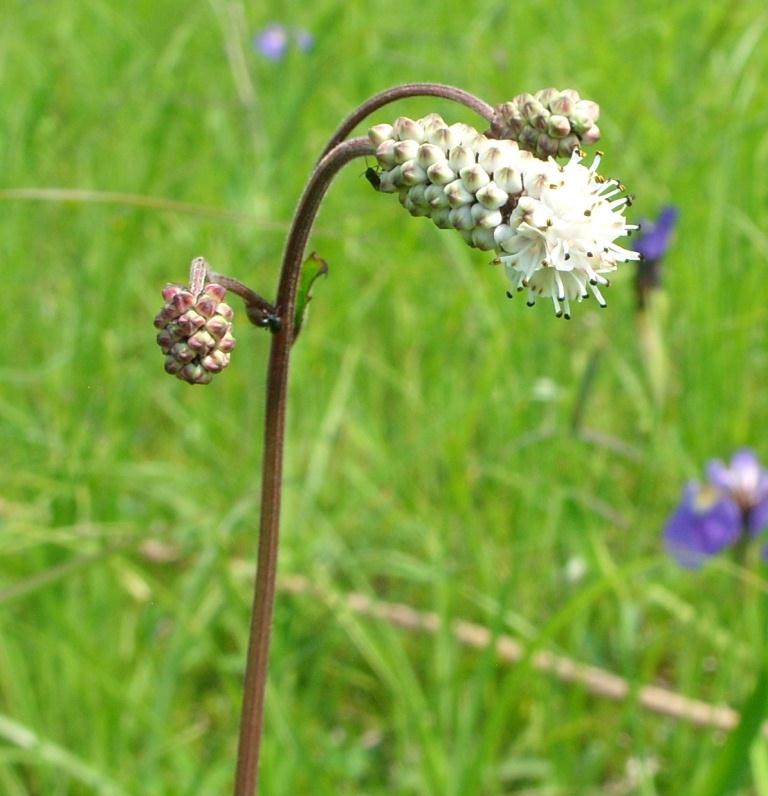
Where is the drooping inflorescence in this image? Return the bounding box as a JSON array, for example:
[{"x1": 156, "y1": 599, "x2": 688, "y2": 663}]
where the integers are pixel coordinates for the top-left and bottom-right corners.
[
  {"x1": 367, "y1": 111, "x2": 639, "y2": 318},
  {"x1": 154, "y1": 281, "x2": 236, "y2": 384}
]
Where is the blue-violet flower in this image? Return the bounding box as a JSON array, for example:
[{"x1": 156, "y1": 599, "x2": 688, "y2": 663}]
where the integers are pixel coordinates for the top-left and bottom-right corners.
[{"x1": 664, "y1": 449, "x2": 768, "y2": 567}]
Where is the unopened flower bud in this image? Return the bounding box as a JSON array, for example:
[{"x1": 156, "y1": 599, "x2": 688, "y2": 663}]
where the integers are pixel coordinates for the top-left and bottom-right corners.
[
  {"x1": 188, "y1": 330, "x2": 216, "y2": 353},
  {"x1": 426, "y1": 161, "x2": 456, "y2": 185},
  {"x1": 519, "y1": 127, "x2": 539, "y2": 151},
  {"x1": 204, "y1": 283, "x2": 227, "y2": 301},
  {"x1": 470, "y1": 204, "x2": 503, "y2": 229},
  {"x1": 549, "y1": 92, "x2": 575, "y2": 117},
  {"x1": 393, "y1": 139, "x2": 419, "y2": 164},
  {"x1": 536, "y1": 134, "x2": 560, "y2": 158},
  {"x1": 416, "y1": 143, "x2": 445, "y2": 168},
  {"x1": 450, "y1": 123, "x2": 479, "y2": 145},
  {"x1": 400, "y1": 161, "x2": 428, "y2": 186},
  {"x1": 547, "y1": 114, "x2": 571, "y2": 138},
  {"x1": 368, "y1": 123, "x2": 394, "y2": 147},
  {"x1": 180, "y1": 363, "x2": 213, "y2": 385},
  {"x1": 581, "y1": 125, "x2": 601, "y2": 145},
  {"x1": 171, "y1": 342, "x2": 196, "y2": 363},
  {"x1": 444, "y1": 179, "x2": 475, "y2": 208},
  {"x1": 494, "y1": 166, "x2": 523, "y2": 195},
  {"x1": 378, "y1": 169, "x2": 399, "y2": 193},
  {"x1": 430, "y1": 207, "x2": 452, "y2": 229},
  {"x1": 171, "y1": 290, "x2": 195, "y2": 313},
  {"x1": 557, "y1": 134, "x2": 580, "y2": 158},
  {"x1": 375, "y1": 140, "x2": 397, "y2": 168},
  {"x1": 393, "y1": 116, "x2": 425, "y2": 142},
  {"x1": 449, "y1": 205, "x2": 474, "y2": 230},
  {"x1": 424, "y1": 183, "x2": 449, "y2": 208},
  {"x1": 535, "y1": 87, "x2": 559, "y2": 106},
  {"x1": 206, "y1": 316, "x2": 229, "y2": 339},
  {"x1": 448, "y1": 145, "x2": 475, "y2": 172},
  {"x1": 218, "y1": 332, "x2": 236, "y2": 353},
  {"x1": 475, "y1": 182, "x2": 509, "y2": 210},
  {"x1": 478, "y1": 143, "x2": 515, "y2": 174},
  {"x1": 430, "y1": 126, "x2": 461, "y2": 151},
  {"x1": 194, "y1": 295, "x2": 218, "y2": 318},
  {"x1": 471, "y1": 227, "x2": 497, "y2": 250},
  {"x1": 162, "y1": 284, "x2": 185, "y2": 302},
  {"x1": 460, "y1": 164, "x2": 491, "y2": 194},
  {"x1": 522, "y1": 99, "x2": 547, "y2": 124},
  {"x1": 164, "y1": 355, "x2": 183, "y2": 375},
  {"x1": 201, "y1": 350, "x2": 230, "y2": 372}
]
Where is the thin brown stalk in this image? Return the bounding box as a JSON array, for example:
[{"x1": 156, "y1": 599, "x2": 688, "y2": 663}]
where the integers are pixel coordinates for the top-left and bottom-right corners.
[
  {"x1": 319, "y1": 83, "x2": 495, "y2": 159},
  {"x1": 233, "y1": 136, "x2": 374, "y2": 796}
]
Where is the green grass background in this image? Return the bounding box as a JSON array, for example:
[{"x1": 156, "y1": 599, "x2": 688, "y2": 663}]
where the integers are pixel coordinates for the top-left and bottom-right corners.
[{"x1": 2, "y1": 0, "x2": 768, "y2": 793}]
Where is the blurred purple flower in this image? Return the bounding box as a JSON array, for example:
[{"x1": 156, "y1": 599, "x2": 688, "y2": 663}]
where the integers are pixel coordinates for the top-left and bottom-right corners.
[
  {"x1": 254, "y1": 24, "x2": 314, "y2": 61},
  {"x1": 635, "y1": 205, "x2": 679, "y2": 262},
  {"x1": 254, "y1": 23, "x2": 288, "y2": 61},
  {"x1": 708, "y1": 449, "x2": 768, "y2": 533},
  {"x1": 294, "y1": 29, "x2": 314, "y2": 51},
  {"x1": 664, "y1": 484, "x2": 741, "y2": 568},
  {"x1": 633, "y1": 205, "x2": 679, "y2": 309},
  {"x1": 664, "y1": 449, "x2": 768, "y2": 567}
]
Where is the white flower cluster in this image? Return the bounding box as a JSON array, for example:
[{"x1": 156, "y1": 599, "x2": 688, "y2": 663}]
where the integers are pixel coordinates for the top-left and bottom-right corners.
[{"x1": 368, "y1": 114, "x2": 640, "y2": 318}]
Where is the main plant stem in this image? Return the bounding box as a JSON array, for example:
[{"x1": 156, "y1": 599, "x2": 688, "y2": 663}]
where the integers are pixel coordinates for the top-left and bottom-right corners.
[
  {"x1": 234, "y1": 83, "x2": 495, "y2": 796},
  {"x1": 233, "y1": 137, "x2": 373, "y2": 796}
]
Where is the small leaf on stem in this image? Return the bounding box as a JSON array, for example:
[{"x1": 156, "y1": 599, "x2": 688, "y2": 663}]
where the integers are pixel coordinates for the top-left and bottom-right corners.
[{"x1": 293, "y1": 251, "x2": 328, "y2": 340}]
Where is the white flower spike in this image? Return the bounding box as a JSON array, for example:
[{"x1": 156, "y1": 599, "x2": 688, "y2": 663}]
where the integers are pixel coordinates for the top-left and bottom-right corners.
[{"x1": 368, "y1": 114, "x2": 639, "y2": 317}]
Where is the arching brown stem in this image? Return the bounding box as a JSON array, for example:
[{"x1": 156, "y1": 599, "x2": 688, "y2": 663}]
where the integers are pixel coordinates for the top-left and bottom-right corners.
[
  {"x1": 319, "y1": 82, "x2": 495, "y2": 160},
  {"x1": 233, "y1": 136, "x2": 374, "y2": 796}
]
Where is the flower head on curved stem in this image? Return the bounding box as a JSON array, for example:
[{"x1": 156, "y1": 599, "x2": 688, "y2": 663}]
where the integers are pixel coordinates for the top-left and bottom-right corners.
[
  {"x1": 368, "y1": 111, "x2": 638, "y2": 317},
  {"x1": 155, "y1": 82, "x2": 640, "y2": 796}
]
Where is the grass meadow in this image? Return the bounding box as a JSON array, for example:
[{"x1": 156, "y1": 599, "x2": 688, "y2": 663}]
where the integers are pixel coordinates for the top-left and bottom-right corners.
[{"x1": 2, "y1": 0, "x2": 768, "y2": 793}]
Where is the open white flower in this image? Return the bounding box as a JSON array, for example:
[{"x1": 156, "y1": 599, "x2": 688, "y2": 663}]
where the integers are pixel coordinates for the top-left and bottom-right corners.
[{"x1": 497, "y1": 152, "x2": 640, "y2": 318}]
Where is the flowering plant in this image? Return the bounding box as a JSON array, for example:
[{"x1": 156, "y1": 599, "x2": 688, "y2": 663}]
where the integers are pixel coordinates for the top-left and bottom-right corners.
[{"x1": 155, "y1": 82, "x2": 638, "y2": 795}]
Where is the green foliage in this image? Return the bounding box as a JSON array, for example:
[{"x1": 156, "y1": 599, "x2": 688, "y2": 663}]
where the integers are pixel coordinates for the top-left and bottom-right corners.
[
  {"x1": 294, "y1": 252, "x2": 329, "y2": 339},
  {"x1": 2, "y1": 0, "x2": 768, "y2": 792}
]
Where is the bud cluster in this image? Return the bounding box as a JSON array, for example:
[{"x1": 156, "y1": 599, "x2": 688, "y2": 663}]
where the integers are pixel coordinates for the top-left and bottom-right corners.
[
  {"x1": 154, "y1": 282, "x2": 236, "y2": 384},
  {"x1": 368, "y1": 113, "x2": 639, "y2": 318},
  {"x1": 488, "y1": 88, "x2": 600, "y2": 160}
]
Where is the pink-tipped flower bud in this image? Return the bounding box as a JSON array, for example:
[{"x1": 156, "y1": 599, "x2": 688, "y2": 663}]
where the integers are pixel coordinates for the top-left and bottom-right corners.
[
  {"x1": 393, "y1": 139, "x2": 419, "y2": 164},
  {"x1": 155, "y1": 275, "x2": 236, "y2": 385},
  {"x1": 488, "y1": 88, "x2": 601, "y2": 159},
  {"x1": 368, "y1": 123, "x2": 394, "y2": 147},
  {"x1": 393, "y1": 116, "x2": 425, "y2": 142}
]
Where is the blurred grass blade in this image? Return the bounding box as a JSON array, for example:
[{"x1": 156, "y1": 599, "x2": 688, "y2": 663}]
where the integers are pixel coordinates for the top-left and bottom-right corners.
[
  {"x1": 293, "y1": 251, "x2": 328, "y2": 339},
  {"x1": 752, "y1": 738, "x2": 768, "y2": 796},
  {"x1": 693, "y1": 664, "x2": 768, "y2": 796},
  {"x1": 0, "y1": 714, "x2": 127, "y2": 795}
]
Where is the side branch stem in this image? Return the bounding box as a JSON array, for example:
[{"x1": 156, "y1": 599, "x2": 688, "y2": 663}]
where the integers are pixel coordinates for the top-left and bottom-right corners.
[
  {"x1": 233, "y1": 136, "x2": 374, "y2": 796},
  {"x1": 319, "y1": 83, "x2": 495, "y2": 159}
]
